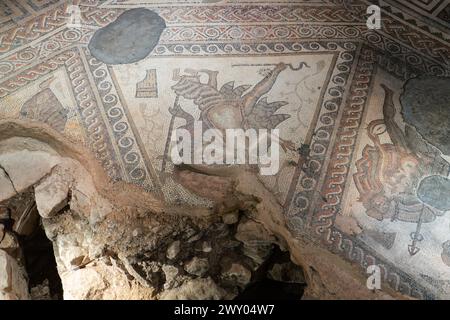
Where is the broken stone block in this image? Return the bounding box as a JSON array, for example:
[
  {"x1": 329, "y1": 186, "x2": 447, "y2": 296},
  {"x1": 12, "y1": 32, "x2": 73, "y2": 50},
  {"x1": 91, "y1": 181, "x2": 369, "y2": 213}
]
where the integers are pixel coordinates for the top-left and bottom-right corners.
[
  {"x1": 0, "y1": 231, "x2": 19, "y2": 251},
  {"x1": 0, "y1": 150, "x2": 60, "y2": 194},
  {"x1": 0, "y1": 170, "x2": 16, "y2": 202},
  {"x1": 88, "y1": 9, "x2": 166, "y2": 65},
  {"x1": 442, "y1": 241, "x2": 450, "y2": 267},
  {"x1": 184, "y1": 257, "x2": 209, "y2": 277},
  {"x1": 34, "y1": 170, "x2": 70, "y2": 218}
]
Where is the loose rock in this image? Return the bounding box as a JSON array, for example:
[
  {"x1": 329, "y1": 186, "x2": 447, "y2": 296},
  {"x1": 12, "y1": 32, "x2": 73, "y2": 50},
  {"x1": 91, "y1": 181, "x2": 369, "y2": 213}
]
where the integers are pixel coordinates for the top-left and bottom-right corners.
[
  {"x1": 222, "y1": 211, "x2": 239, "y2": 225},
  {"x1": 166, "y1": 241, "x2": 181, "y2": 260},
  {"x1": 162, "y1": 264, "x2": 179, "y2": 290},
  {"x1": 160, "y1": 277, "x2": 226, "y2": 300},
  {"x1": 221, "y1": 263, "x2": 252, "y2": 288},
  {"x1": 34, "y1": 169, "x2": 70, "y2": 218},
  {"x1": 202, "y1": 241, "x2": 212, "y2": 253},
  {"x1": 184, "y1": 257, "x2": 209, "y2": 277}
]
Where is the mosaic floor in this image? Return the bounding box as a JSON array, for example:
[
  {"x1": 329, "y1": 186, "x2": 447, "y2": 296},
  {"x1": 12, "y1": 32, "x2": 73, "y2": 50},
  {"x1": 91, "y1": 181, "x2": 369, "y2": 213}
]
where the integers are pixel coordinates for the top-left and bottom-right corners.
[{"x1": 0, "y1": 0, "x2": 449, "y2": 299}]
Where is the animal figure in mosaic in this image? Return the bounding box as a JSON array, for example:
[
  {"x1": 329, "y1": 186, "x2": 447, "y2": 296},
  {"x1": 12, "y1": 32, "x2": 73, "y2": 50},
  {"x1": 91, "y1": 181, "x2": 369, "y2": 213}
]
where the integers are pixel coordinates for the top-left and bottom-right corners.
[
  {"x1": 169, "y1": 63, "x2": 301, "y2": 152},
  {"x1": 353, "y1": 84, "x2": 450, "y2": 255}
]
